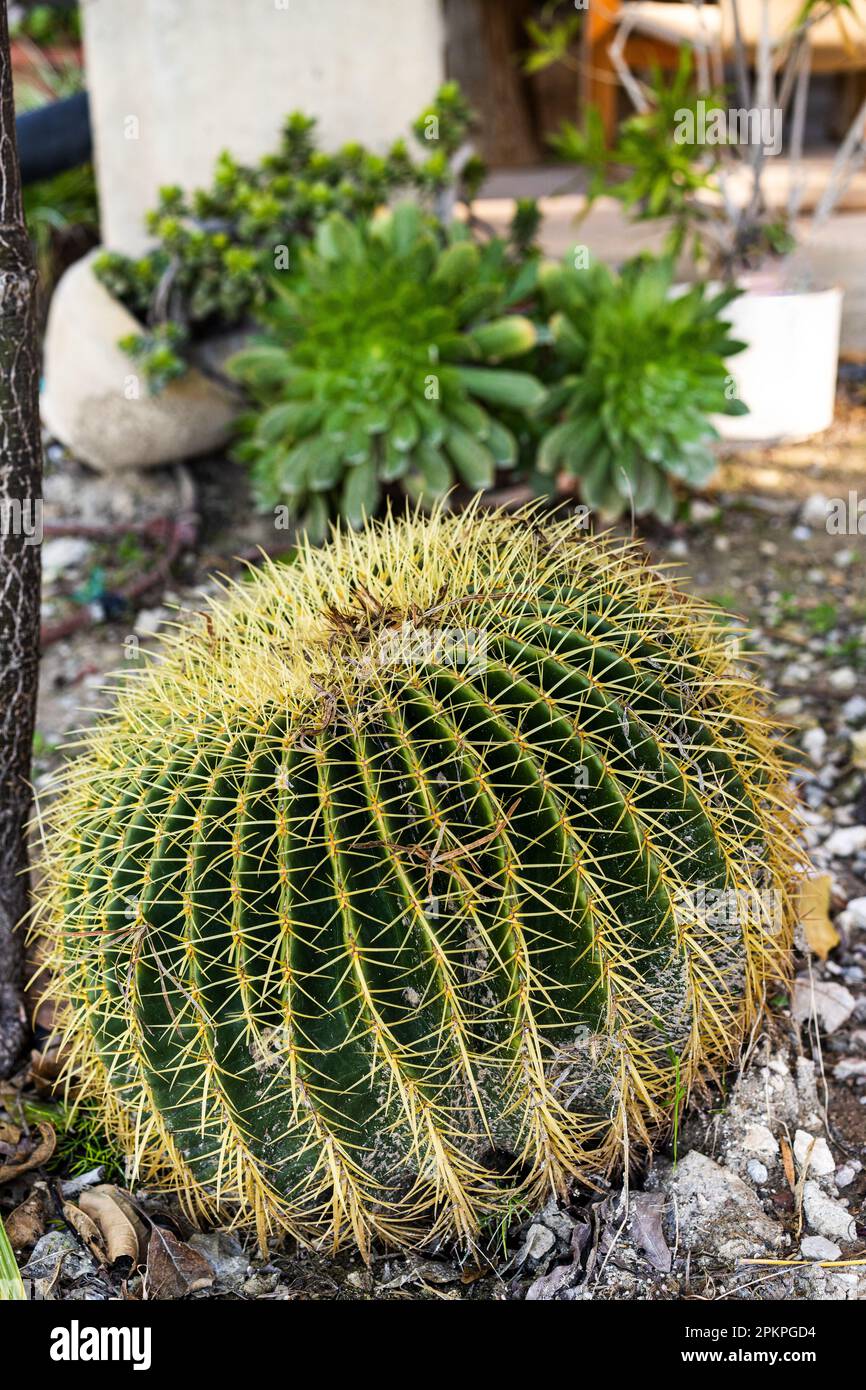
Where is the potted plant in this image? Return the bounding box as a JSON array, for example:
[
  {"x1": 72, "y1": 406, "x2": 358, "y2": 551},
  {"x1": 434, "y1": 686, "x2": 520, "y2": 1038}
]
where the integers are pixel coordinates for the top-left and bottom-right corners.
[
  {"x1": 40, "y1": 84, "x2": 490, "y2": 472},
  {"x1": 548, "y1": 1, "x2": 863, "y2": 441}
]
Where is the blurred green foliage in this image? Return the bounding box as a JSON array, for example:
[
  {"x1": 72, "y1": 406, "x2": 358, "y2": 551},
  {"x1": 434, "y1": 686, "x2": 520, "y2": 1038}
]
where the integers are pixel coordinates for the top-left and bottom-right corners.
[
  {"x1": 534, "y1": 255, "x2": 747, "y2": 520},
  {"x1": 10, "y1": 3, "x2": 82, "y2": 46},
  {"x1": 94, "y1": 83, "x2": 488, "y2": 389},
  {"x1": 550, "y1": 53, "x2": 722, "y2": 261},
  {"x1": 229, "y1": 202, "x2": 544, "y2": 535}
]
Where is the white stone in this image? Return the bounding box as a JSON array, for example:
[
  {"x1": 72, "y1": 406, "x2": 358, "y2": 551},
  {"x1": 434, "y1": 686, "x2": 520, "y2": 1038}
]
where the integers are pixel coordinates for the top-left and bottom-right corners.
[
  {"x1": 40, "y1": 537, "x2": 92, "y2": 582},
  {"x1": 746, "y1": 1160, "x2": 768, "y2": 1184},
  {"x1": 133, "y1": 607, "x2": 169, "y2": 636},
  {"x1": 791, "y1": 977, "x2": 856, "y2": 1033},
  {"x1": 793, "y1": 1129, "x2": 835, "y2": 1177},
  {"x1": 829, "y1": 666, "x2": 857, "y2": 693},
  {"x1": 780, "y1": 660, "x2": 813, "y2": 686},
  {"x1": 802, "y1": 1181, "x2": 856, "y2": 1243},
  {"x1": 834, "y1": 1058, "x2": 866, "y2": 1081},
  {"x1": 41, "y1": 251, "x2": 237, "y2": 472},
  {"x1": 799, "y1": 493, "x2": 830, "y2": 528},
  {"x1": 835, "y1": 1164, "x2": 857, "y2": 1189},
  {"x1": 843, "y1": 897, "x2": 866, "y2": 930},
  {"x1": 82, "y1": 0, "x2": 446, "y2": 252},
  {"x1": 842, "y1": 695, "x2": 866, "y2": 724},
  {"x1": 801, "y1": 727, "x2": 827, "y2": 765},
  {"x1": 520, "y1": 1223, "x2": 556, "y2": 1264},
  {"x1": 800, "y1": 1235, "x2": 842, "y2": 1261},
  {"x1": 822, "y1": 825, "x2": 866, "y2": 857},
  {"x1": 775, "y1": 697, "x2": 803, "y2": 718},
  {"x1": 741, "y1": 1122, "x2": 780, "y2": 1159}
]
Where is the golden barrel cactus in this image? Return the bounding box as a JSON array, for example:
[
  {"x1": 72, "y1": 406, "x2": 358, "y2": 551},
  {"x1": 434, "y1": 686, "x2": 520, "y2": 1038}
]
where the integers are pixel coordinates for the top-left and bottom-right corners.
[{"x1": 37, "y1": 505, "x2": 798, "y2": 1253}]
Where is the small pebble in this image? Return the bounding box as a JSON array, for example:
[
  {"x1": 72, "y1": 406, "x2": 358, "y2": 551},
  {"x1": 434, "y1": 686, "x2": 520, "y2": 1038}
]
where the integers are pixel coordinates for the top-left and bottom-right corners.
[
  {"x1": 842, "y1": 896, "x2": 866, "y2": 930},
  {"x1": 829, "y1": 667, "x2": 857, "y2": 693},
  {"x1": 841, "y1": 695, "x2": 866, "y2": 724},
  {"x1": 801, "y1": 727, "x2": 827, "y2": 766},
  {"x1": 823, "y1": 826, "x2": 866, "y2": 857},
  {"x1": 800, "y1": 1235, "x2": 842, "y2": 1261},
  {"x1": 793, "y1": 1129, "x2": 835, "y2": 1177},
  {"x1": 746, "y1": 1160, "x2": 768, "y2": 1184},
  {"x1": 799, "y1": 495, "x2": 829, "y2": 529}
]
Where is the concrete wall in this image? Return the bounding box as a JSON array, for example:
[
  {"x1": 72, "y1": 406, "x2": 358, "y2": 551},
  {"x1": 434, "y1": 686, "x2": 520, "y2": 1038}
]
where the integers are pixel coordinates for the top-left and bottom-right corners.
[{"x1": 83, "y1": 0, "x2": 446, "y2": 251}]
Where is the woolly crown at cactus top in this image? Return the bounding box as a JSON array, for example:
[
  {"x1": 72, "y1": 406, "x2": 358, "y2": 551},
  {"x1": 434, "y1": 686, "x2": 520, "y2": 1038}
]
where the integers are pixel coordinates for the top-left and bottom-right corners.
[{"x1": 36, "y1": 504, "x2": 800, "y2": 1253}]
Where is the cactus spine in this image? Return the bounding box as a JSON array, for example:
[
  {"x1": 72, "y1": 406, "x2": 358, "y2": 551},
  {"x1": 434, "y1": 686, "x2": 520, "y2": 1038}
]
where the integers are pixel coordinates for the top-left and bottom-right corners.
[{"x1": 37, "y1": 505, "x2": 798, "y2": 1253}]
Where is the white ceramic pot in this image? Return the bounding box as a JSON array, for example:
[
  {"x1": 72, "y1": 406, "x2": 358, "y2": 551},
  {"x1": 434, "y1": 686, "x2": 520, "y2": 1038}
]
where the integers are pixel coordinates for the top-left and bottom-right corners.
[
  {"x1": 41, "y1": 249, "x2": 239, "y2": 473},
  {"x1": 713, "y1": 284, "x2": 843, "y2": 443}
]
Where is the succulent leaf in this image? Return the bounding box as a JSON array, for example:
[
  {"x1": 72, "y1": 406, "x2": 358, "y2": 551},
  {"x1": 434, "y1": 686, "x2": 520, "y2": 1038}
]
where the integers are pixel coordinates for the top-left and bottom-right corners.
[
  {"x1": 536, "y1": 256, "x2": 746, "y2": 519},
  {"x1": 230, "y1": 205, "x2": 541, "y2": 526}
]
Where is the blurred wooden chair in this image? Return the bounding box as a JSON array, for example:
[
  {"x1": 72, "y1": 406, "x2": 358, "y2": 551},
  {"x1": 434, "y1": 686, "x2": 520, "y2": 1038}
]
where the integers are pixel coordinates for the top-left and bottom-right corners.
[{"x1": 586, "y1": 1, "x2": 866, "y2": 139}]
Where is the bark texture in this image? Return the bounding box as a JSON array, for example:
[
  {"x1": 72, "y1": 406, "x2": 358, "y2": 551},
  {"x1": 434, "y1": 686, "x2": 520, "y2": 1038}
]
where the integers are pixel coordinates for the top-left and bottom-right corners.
[{"x1": 0, "y1": 2, "x2": 42, "y2": 1077}]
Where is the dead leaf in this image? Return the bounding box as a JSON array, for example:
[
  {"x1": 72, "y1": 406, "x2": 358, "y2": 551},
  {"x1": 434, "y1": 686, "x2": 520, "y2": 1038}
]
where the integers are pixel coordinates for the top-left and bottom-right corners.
[
  {"x1": 0, "y1": 1121, "x2": 55, "y2": 1184},
  {"x1": 4, "y1": 1188, "x2": 47, "y2": 1251},
  {"x1": 146, "y1": 1225, "x2": 214, "y2": 1300},
  {"x1": 78, "y1": 1185, "x2": 147, "y2": 1272},
  {"x1": 0, "y1": 1121, "x2": 21, "y2": 1148},
  {"x1": 63, "y1": 1201, "x2": 108, "y2": 1265},
  {"x1": 628, "y1": 1192, "x2": 671, "y2": 1273},
  {"x1": 28, "y1": 1045, "x2": 65, "y2": 1096},
  {"x1": 781, "y1": 1135, "x2": 796, "y2": 1193},
  {"x1": 799, "y1": 874, "x2": 839, "y2": 961}
]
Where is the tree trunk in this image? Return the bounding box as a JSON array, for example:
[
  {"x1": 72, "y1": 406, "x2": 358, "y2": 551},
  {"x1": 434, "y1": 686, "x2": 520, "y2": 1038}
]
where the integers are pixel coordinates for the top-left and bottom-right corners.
[
  {"x1": 0, "y1": 1, "x2": 42, "y2": 1078},
  {"x1": 444, "y1": 0, "x2": 539, "y2": 166}
]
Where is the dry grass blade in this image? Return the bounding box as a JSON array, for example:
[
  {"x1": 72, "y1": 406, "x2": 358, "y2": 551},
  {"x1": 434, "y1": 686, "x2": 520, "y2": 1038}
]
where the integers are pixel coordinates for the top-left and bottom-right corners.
[{"x1": 0, "y1": 1213, "x2": 26, "y2": 1301}]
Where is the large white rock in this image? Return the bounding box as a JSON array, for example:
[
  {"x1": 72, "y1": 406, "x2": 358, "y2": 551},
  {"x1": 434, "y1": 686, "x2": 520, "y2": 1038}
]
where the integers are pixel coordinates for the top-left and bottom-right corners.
[
  {"x1": 791, "y1": 977, "x2": 856, "y2": 1033},
  {"x1": 666, "y1": 1151, "x2": 783, "y2": 1261},
  {"x1": 41, "y1": 251, "x2": 237, "y2": 473},
  {"x1": 82, "y1": 0, "x2": 446, "y2": 252}
]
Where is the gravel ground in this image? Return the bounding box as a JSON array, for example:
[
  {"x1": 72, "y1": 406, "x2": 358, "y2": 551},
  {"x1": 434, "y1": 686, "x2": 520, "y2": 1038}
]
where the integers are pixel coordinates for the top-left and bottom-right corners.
[{"x1": 8, "y1": 386, "x2": 866, "y2": 1301}]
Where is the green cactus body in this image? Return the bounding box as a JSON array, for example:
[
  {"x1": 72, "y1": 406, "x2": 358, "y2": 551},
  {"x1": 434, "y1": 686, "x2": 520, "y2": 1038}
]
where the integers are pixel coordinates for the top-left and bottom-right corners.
[{"x1": 38, "y1": 506, "x2": 797, "y2": 1252}]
